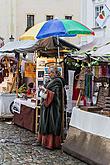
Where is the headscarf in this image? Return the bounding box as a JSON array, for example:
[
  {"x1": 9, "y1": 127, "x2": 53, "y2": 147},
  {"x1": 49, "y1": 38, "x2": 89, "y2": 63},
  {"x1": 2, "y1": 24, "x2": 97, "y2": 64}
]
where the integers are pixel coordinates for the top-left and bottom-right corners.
[{"x1": 48, "y1": 66, "x2": 58, "y2": 78}]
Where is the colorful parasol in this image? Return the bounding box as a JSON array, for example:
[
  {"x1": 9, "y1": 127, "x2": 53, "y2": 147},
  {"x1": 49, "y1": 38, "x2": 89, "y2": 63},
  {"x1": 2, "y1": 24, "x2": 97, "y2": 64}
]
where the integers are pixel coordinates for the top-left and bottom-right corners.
[
  {"x1": 19, "y1": 19, "x2": 95, "y2": 60},
  {"x1": 19, "y1": 19, "x2": 94, "y2": 41},
  {"x1": 19, "y1": 22, "x2": 46, "y2": 40},
  {"x1": 36, "y1": 19, "x2": 95, "y2": 39}
]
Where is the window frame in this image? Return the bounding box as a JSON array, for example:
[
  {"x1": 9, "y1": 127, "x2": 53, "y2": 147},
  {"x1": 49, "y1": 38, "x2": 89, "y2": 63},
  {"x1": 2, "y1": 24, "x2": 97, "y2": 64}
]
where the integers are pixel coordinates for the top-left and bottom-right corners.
[
  {"x1": 27, "y1": 14, "x2": 35, "y2": 29},
  {"x1": 65, "y1": 15, "x2": 72, "y2": 20},
  {"x1": 94, "y1": 4, "x2": 104, "y2": 27},
  {"x1": 46, "y1": 15, "x2": 54, "y2": 21}
]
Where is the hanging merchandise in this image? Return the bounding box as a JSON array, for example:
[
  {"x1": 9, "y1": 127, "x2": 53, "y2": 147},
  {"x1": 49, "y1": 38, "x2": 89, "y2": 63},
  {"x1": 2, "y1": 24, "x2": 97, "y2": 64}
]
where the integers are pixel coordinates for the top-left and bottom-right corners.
[
  {"x1": 85, "y1": 69, "x2": 93, "y2": 100},
  {"x1": 94, "y1": 65, "x2": 99, "y2": 78},
  {"x1": 21, "y1": 58, "x2": 27, "y2": 78},
  {"x1": 92, "y1": 66, "x2": 95, "y2": 77},
  {"x1": 93, "y1": 65, "x2": 108, "y2": 78},
  {"x1": 101, "y1": 65, "x2": 107, "y2": 77},
  {"x1": 99, "y1": 66, "x2": 102, "y2": 77},
  {"x1": 107, "y1": 65, "x2": 110, "y2": 78},
  {"x1": 76, "y1": 67, "x2": 85, "y2": 90}
]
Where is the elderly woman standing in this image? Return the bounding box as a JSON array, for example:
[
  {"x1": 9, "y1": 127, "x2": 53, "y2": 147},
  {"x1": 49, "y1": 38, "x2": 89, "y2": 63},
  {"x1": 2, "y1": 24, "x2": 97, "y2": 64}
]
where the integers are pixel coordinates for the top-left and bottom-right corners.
[{"x1": 37, "y1": 67, "x2": 66, "y2": 149}]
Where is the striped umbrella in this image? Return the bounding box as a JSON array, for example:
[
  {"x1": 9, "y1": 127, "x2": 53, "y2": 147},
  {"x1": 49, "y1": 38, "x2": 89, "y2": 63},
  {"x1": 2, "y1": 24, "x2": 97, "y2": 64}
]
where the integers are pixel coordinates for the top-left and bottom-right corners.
[
  {"x1": 19, "y1": 19, "x2": 94, "y2": 40},
  {"x1": 19, "y1": 19, "x2": 94, "y2": 59}
]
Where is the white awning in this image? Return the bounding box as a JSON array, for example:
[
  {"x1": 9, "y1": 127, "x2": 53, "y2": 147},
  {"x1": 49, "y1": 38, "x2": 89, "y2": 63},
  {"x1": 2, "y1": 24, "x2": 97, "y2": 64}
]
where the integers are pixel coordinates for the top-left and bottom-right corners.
[
  {"x1": 93, "y1": 43, "x2": 110, "y2": 57},
  {"x1": 0, "y1": 40, "x2": 38, "y2": 53},
  {"x1": 80, "y1": 37, "x2": 110, "y2": 53},
  {"x1": 0, "y1": 38, "x2": 79, "y2": 54}
]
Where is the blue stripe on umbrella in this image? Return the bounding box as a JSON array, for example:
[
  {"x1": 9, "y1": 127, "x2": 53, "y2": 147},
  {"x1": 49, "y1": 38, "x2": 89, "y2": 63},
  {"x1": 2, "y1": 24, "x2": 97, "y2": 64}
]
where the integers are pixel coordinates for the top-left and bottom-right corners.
[
  {"x1": 36, "y1": 19, "x2": 76, "y2": 39},
  {"x1": 36, "y1": 19, "x2": 66, "y2": 39}
]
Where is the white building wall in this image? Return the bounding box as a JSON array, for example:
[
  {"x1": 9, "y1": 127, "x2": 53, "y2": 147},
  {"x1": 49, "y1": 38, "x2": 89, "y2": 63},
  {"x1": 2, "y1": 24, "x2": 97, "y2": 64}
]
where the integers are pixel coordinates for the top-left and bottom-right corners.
[
  {"x1": 2, "y1": 0, "x2": 110, "y2": 46},
  {"x1": 91, "y1": 0, "x2": 107, "y2": 39},
  {"x1": 0, "y1": 0, "x2": 10, "y2": 42},
  {"x1": 80, "y1": 0, "x2": 110, "y2": 45},
  {"x1": 0, "y1": 0, "x2": 81, "y2": 43},
  {"x1": 16, "y1": 0, "x2": 81, "y2": 41}
]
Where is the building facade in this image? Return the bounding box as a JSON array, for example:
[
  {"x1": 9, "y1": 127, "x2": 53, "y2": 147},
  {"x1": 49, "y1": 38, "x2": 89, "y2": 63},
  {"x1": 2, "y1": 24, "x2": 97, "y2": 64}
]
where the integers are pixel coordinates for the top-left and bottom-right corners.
[
  {"x1": 1, "y1": 0, "x2": 109, "y2": 45},
  {"x1": 0, "y1": 0, "x2": 81, "y2": 43},
  {"x1": 80, "y1": 0, "x2": 110, "y2": 45}
]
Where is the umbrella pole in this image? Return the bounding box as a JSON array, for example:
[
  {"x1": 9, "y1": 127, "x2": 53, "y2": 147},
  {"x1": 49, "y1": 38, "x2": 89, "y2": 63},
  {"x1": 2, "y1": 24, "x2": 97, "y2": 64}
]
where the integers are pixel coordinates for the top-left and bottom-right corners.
[{"x1": 57, "y1": 35, "x2": 60, "y2": 65}]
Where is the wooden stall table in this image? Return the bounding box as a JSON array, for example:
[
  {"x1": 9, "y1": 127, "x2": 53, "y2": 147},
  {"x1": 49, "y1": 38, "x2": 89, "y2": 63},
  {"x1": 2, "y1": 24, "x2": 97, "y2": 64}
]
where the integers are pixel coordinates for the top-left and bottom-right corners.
[{"x1": 13, "y1": 98, "x2": 37, "y2": 133}]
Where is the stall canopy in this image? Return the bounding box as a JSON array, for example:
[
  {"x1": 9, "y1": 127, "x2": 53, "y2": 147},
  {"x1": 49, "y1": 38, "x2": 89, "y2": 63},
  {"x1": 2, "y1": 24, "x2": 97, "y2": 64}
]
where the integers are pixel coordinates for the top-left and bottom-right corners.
[
  {"x1": 0, "y1": 40, "x2": 38, "y2": 53},
  {"x1": 37, "y1": 37, "x2": 79, "y2": 51},
  {"x1": 93, "y1": 42, "x2": 110, "y2": 57},
  {"x1": 0, "y1": 37, "x2": 79, "y2": 54},
  {"x1": 36, "y1": 37, "x2": 80, "y2": 56},
  {"x1": 80, "y1": 37, "x2": 110, "y2": 53}
]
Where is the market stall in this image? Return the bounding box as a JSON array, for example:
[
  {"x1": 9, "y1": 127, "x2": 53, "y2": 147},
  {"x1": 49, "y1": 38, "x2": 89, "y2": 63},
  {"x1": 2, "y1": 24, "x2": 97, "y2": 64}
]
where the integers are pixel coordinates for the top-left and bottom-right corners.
[
  {"x1": 63, "y1": 39, "x2": 110, "y2": 165},
  {"x1": 12, "y1": 59, "x2": 36, "y2": 132},
  {"x1": 18, "y1": 18, "x2": 94, "y2": 138},
  {"x1": 0, "y1": 40, "x2": 37, "y2": 118},
  {"x1": 0, "y1": 38, "x2": 79, "y2": 132},
  {"x1": 0, "y1": 55, "x2": 17, "y2": 118}
]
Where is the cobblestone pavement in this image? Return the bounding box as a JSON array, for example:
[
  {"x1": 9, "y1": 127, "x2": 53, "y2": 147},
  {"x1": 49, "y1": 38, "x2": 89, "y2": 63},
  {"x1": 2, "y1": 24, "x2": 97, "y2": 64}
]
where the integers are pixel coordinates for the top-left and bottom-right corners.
[{"x1": 0, "y1": 122, "x2": 87, "y2": 165}]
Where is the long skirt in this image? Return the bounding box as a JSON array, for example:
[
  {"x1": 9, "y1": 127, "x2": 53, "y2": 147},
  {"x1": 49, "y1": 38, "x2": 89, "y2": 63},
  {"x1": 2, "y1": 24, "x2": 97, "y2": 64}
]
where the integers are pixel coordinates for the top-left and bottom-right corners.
[{"x1": 37, "y1": 133, "x2": 61, "y2": 149}]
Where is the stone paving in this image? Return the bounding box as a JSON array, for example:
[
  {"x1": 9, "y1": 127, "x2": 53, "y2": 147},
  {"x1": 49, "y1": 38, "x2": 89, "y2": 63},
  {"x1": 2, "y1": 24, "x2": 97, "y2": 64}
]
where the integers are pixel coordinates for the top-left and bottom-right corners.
[{"x1": 0, "y1": 122, "x2": 87, "y2": 165}]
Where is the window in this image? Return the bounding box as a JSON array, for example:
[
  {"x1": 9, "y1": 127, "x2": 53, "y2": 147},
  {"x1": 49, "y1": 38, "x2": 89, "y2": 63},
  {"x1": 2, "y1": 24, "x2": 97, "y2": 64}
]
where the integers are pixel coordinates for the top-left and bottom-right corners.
[
  {"x1": 95, "y1": 5, "x2": 104, "y2": 27},
  {"x1": 65, "y1": 16, "x2": 72, "y2": 20},
  {"x1": 46, "y1": 15, "x2": 54, "y2": 21},
  {"x1": 27, "y1": 15, "x2": 34, "y2": 30}
]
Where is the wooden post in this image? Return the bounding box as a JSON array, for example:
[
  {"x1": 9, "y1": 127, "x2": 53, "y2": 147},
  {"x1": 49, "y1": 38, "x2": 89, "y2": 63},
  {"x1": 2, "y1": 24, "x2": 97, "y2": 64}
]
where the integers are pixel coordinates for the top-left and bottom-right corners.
[
  {"x1": 76, "y1": 90, "x2": 82, "y2": 107},
  {"x1": 60, "y1": 81, "x2": 65, "y2": 142},
  {"x1": 109, "y1": 78, "x2": 110, "y2": 97},
  {"x1": 35, "y1": 51, "x2": 39, "y2": 134},
  {"x1": 15, "y1": 52, "x2": 20, "y2": 97},
  {"x1": 9, "y1": 72, "x2": 17, "y2": 93}
]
